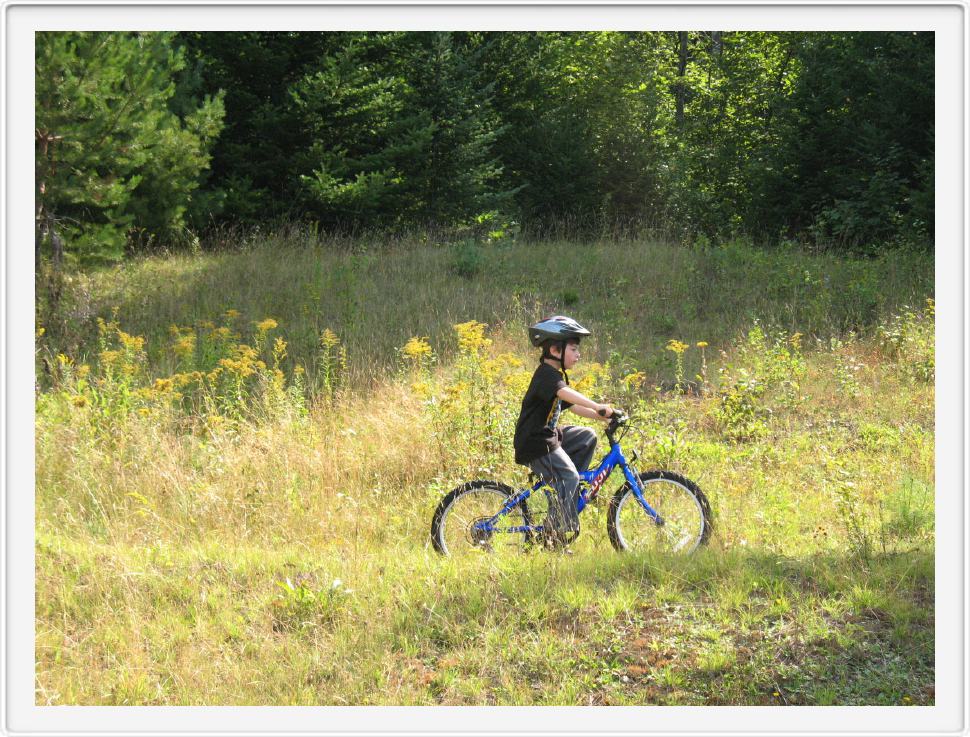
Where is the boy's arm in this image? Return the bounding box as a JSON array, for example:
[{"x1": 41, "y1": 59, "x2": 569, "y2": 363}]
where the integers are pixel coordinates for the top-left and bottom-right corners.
[{"x1": 557, "y1": 386, "x2": 613, "y2": 421}]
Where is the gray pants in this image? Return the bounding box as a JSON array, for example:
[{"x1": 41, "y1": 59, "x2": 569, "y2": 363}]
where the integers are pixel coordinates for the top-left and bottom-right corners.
[{"x1": 528, "y1": 425, "x2": 597, "y2": 534}]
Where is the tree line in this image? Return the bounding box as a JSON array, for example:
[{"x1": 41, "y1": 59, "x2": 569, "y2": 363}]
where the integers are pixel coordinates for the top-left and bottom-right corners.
[{"x1": 35, "y1": 31, "x2": 934, "y2": 264}]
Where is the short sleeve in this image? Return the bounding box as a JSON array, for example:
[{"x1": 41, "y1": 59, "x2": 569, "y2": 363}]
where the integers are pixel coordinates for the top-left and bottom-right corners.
[{"x1": 537, "y1": 364, "x2": 568, "y2": 400}]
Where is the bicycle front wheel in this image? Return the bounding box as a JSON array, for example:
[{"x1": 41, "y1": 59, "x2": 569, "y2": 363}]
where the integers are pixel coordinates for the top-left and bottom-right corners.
[
  {"x1": 430, "y1": 480, "x2": 533, "y2": 557},
  {"x1": 607, "y1": 471, "x2": 712, "y2": 554}
]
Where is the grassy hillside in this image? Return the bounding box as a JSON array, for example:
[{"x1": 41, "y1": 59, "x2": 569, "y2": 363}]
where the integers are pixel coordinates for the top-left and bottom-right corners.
[{"x1": 35, "y1": 234, "x2": 934, "y2": 705}]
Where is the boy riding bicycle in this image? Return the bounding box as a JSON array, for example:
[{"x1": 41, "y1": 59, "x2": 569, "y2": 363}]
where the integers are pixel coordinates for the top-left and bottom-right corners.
[{"x1": 513, "y1": 316, "x2": 619, "y2": 547}]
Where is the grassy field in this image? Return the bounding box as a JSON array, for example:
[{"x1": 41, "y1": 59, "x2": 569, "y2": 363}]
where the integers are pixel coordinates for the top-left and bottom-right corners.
[{"x1": 35, "y1": 233, "x2": 934, "y2": 705}]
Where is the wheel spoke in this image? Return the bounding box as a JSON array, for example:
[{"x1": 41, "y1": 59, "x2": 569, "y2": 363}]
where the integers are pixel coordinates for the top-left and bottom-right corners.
[
  {"x1": 435, "y1": 486, "x2": 530, "y2": 557},
  {"x1": 611, "y1": 474, "x2": 708, "y2": 554}
]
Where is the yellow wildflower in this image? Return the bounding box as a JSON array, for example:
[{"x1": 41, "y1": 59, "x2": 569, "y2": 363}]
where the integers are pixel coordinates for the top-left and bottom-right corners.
[
  {"x1": 789, "y1": 332, "x2": 803, "y2": 350},
  {"x1": 696, "y1": 341, "x2": 708, "y2": 348},
  {"x1": 36, "y1": 326, "x2": 45, "y2": 339},
  {"x1": 153, "y1": 377, "x2": 175, "y2": 393},
  {"x1": 117, "y1": 330, "x2": 145, "y2": 353},
  {"x1": 219, "y1": 358, "x2": 254, "y2": 377},
  {"x1": 235, "y1": 344, "x2": 258, "y2": 361},
  {"x1": 480, "y1": 358, "x2": 502, "y2": 381},
  {"x1": 502, "y1": 370, "x2": 532, "y2": 396},
  {"x1": 402, "y1": 336, "x2": 433, "y2": 361},
  {"x1": 138, "y1": 408, "x2": 150, "y2": 417},
  {"x1": 224, "y1": 309, "x2": 240, "y2": 320},
  {"x1": 411, "y1": 380, "x2": 431, "y2": 398},
  {"x1": 255, "y1": 318, "x2": 278, "y2": 333},
  {"x1": 173, "y1": 334, "x2": 196, "y2": 359},
  {"x1": 197, "y1": 320, "x2": 215, "y2": 331},
  {"x1": 666, "y1": 339, "x2": 688, "y2": 355},
  {"x1": 320, "y1": 329, "x2": 340, "y2": 349},
  {"x1": 57, "y1": 353, "x2": 73, "y2": 367},
  {"x1": 622, "y1": 371, "x2": 646, "y2": 391},
  {"x1": 442, "y1": 381, "x2": 469, "y2": 405},
  {"x1": 273, "y1": 337, "x2": 287, "y2": 363},
  {"x1": 100, "y1": 350, "x2": 121, "y2": 366},
  {"x1": 454, "y1": 321, "x2": 492, "y2": 354},
  {"x1": 71, "y1": 395, "x2": 87, "y2": 408},
  {"x1": 172, "y1": 373, "x2": 190, "y2": 388},
  {"x1": 77, "y1": 364, "x2": 91, "y2": 379},
  {"x1": 574, "y1": 362, "x2": 608, "y2": 394}
]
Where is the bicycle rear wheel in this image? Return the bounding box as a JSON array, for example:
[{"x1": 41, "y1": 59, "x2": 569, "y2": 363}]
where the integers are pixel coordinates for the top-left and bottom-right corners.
[
  {"x1": 430, "y1": 480, "x2": 533, "y2": 557},
  {"x1": 607, "y1": 470, "x2": 712, "y2": 554}
]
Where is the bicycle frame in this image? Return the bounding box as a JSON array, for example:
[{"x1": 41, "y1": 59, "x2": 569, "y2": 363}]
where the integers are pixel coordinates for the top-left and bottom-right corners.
[{"x1": 475, "y1": 437, "x2": 664, "y2": 535}]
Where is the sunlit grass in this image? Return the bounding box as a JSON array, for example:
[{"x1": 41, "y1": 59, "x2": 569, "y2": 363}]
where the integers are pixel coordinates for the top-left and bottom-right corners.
[{"x1": 34, "y1": 234, "x2": 934, "y2": 705}]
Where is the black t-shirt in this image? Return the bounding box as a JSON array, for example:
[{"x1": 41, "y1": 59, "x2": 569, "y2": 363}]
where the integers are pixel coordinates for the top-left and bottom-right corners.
[{"x1": 513, "y1": 362, "x2": 573, "y2": 465}]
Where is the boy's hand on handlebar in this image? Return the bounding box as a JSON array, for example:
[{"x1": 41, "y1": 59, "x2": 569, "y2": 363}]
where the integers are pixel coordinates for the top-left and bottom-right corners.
[{"x1": 596, "y1": 404, "x2": 616, "y2": 418}]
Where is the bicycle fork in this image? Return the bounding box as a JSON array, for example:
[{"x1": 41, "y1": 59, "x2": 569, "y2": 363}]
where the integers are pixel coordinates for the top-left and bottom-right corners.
[{"x1": 620, "y1": 463, "x2": 665, "y2": 527}]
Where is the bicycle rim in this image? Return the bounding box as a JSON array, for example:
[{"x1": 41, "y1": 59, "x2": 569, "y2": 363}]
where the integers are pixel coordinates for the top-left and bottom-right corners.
[
  {"x1": 437, "y1": 487, "x2": 529, "y2": 557},
  {"x1": 614, "y1": 477, "x2": 706, "y2": 554}
]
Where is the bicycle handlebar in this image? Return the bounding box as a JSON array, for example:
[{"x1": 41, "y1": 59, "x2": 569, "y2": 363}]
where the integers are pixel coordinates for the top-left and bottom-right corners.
[
  {"x1": 604, "y1": 408, "x2": 628, "y2": 444},
  {"x1": 597, "y1": 407, "x2": 627, "y2": 421}
]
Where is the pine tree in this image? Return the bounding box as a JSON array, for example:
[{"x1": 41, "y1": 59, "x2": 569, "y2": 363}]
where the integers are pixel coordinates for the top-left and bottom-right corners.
[
  {"x1": 399, "y1": 32, "x2": 509, "y2": 226},
  {"x1": 178, "y1": 31, "x2": 333, "y2": 223},
  {"x1": 290, "y1": 33, "x2": 433, "y2": 227},
  {"x1": 35, "y1": 32, "x2": 224, "y2": 263}
]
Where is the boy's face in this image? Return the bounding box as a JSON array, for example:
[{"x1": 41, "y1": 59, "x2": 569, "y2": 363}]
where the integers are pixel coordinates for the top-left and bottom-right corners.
[{"x1": 553, "y1": 341, "x2": 581, "y2": 370}]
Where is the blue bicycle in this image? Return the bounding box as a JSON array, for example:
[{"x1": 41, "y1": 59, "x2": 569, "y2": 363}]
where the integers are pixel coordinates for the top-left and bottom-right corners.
[{"x1": 430, "y1": 411, "x2": 712, "y2": 556}]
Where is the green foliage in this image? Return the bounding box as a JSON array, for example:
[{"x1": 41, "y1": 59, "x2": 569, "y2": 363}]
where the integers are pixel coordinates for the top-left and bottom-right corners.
[
  {"x1": 35, "y1": 32, "x2": 225, "y2": 263},
  {"x1": 711, "y1": 325, "x2": 806, "y2": 441},
  {"x1": 876, "y1": 299, "x2": 935, "y2": 383},
  {"x1": 878, "y1": 478, "x2": 933, "y2": 549},
  {"x1": 162, "y1": 31, "x2": 933, "y2": 249},
  {"x1": 450, "y1": 238, "x2": 486, "y2": 278},
  {"x1": 713, "y1": 375, "x2": 769, "y2": 442},
  {"x1": 272, "y1": 576, "x2": 352, "y2": 632},
  {"x1": 766, "y1": 33, "x2": 935, "y2": 248}
]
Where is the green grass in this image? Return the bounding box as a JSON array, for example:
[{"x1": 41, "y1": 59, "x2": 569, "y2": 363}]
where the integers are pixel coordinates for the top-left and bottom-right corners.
[
  {"x1": 34, "y1": 233, "x2": 934, "y2": 705},
  {"x1": 38, "y1": 233, "x2": 932, "y2": 386}
]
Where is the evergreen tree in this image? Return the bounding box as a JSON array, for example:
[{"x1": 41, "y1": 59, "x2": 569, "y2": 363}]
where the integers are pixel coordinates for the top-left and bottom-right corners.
[
  {"x1": 481, "y1": 32, "x2": 602, "y2": 229},
  {"x1": 289, "y1": 33, "x2": 433, "y2": 227},
  {"x1": 35, "y1": 32, "x2": 224, "y2": 263},
  {"x1": 753, "y1": 32, "x2": 934, "y2": 247},
  {"x1": 178, "y1": 31, "x2": 336, "y2": 223},
  {"x1": 396, "y1": 32, "x2": 510, "y2": 226}
]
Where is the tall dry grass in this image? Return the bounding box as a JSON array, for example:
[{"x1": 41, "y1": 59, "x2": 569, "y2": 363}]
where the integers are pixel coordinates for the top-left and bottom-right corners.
[{"x1": 35, "y1": 235, "x2": 935, "y2": 705}]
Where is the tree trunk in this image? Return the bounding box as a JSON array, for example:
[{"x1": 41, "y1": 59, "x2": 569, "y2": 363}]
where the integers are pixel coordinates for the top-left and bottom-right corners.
[{"x1": 676, "y1": 31, "x2": 688, "y2": 127}]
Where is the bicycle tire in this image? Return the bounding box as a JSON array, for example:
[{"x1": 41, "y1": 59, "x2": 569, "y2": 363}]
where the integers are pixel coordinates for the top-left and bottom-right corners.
[
  {"x1": 430, "y1": 480, "x2": 534, "y2": 557},
  {"x1": 607, "y1": 470, "x2": 712, "y2": 554}
]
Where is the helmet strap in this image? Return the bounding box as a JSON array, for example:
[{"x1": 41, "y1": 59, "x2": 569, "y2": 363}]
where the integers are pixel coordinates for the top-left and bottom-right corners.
[{"x1": 540, "y1": 340, "x2": 570, "y2": 384}]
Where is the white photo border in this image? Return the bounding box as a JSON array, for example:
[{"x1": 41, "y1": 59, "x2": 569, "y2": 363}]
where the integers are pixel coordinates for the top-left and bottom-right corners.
[{"x1": 3, "y1": 2, "x2": 966, "y2": 735}]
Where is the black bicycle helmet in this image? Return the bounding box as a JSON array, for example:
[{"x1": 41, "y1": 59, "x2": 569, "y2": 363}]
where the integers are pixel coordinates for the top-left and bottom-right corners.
[{"x1": 528, "y1": 315, "x2": 591, "y2": 347}]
